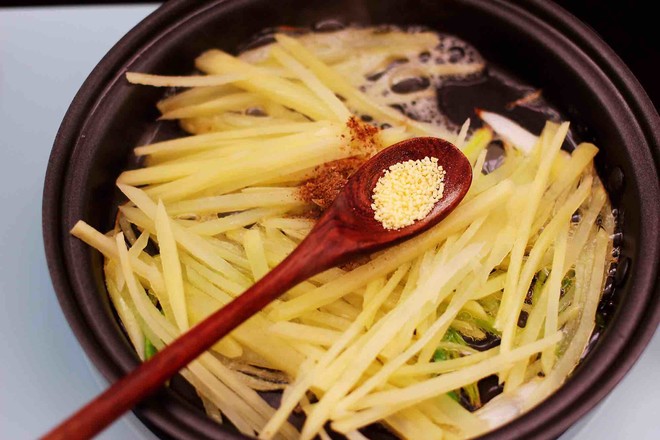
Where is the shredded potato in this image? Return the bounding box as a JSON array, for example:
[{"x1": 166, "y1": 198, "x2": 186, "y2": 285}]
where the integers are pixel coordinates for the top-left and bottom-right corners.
[{"x1": 72, "y1": 26, "x2": 614, "y2": 440}]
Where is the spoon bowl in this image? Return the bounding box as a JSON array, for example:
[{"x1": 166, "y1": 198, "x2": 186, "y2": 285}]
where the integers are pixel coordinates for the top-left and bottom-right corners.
[
  {"x1": 309, "y1": 137, "x2": 473, "y2": 269},
  {"x1": 43, "y1": 137, "x2": 472, "y2": 440}
]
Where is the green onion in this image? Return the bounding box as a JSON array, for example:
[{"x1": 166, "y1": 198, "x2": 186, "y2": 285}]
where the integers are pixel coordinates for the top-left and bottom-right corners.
[
  {"x1": 145, "y1": 337, "x2": 158, "y2": 360},
  {"x1": 463, "y1": 382, "x2": 482, "y2": 409}
]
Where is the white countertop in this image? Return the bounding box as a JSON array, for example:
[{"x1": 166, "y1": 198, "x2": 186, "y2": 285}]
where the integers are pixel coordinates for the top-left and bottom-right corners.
[{"x1": 0, "y1": 4, "x2": 657, "y2": 439}]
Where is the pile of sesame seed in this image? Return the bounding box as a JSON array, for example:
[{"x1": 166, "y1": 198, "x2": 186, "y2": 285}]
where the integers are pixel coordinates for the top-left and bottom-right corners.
[{"x1": 371, "y1": 156, "x2": 446, "y2": 230}]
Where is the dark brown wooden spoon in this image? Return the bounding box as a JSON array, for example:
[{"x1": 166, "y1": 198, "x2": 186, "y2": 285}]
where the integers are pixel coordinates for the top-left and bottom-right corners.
[{"x1": 43, "y1": 137, "x2": 472, "y2": 440}]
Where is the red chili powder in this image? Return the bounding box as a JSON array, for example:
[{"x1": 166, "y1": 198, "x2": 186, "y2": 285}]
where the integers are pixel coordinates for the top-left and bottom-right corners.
[
  {"x1": 346, "y1": 115, "x2": 381, "y2": 155},
  {"x1": 298, "y1": 157, "x2": 364, "y2": 211},
  {"x1": 298, "y1": 117, "x2": 381, "y2": 214}
]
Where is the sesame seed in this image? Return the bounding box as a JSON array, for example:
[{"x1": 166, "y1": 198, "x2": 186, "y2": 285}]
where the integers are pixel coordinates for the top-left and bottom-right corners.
[{"x1": 371, "y1": 156, "x2": 446, "y2": 230}]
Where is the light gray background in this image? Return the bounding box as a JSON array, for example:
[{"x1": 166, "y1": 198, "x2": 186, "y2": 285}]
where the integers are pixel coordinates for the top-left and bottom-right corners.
[{"x1": 0, "y1": 4, "x2": 657, "y2": 439}]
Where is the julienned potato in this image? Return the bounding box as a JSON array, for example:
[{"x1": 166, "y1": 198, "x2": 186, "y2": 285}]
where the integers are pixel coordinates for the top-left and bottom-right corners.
[{"x1": 71, "y1": 27, "x2": 614, "y2": 440}]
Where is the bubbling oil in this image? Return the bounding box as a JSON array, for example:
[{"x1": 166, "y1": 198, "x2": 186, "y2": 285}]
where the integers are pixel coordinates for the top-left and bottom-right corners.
[
  {"x1": 238, "y1": 24, "x2": 583, "y2": 150},
  {"x1": 356, "y1": 31, "x2": 485, "y2": 128},
  {"x1": 239, "y1": 25, "x2": 486, "y2": 132}
]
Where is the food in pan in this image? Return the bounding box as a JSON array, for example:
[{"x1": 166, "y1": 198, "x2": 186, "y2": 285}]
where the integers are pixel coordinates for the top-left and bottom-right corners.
[{"x1": 72, "y1": 26, "x2": 616, "y2": 439}]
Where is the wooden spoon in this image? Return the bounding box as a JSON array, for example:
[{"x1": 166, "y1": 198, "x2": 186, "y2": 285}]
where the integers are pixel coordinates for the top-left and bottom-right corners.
[{"x1": 43, "y1": 136, "x2": 472, "y2": 440}]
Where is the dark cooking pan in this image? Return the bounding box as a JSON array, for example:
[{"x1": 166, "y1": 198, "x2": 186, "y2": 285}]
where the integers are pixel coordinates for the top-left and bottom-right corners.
[{"x1": 42, "y1": 0, "x2": 659, "y2": 439}]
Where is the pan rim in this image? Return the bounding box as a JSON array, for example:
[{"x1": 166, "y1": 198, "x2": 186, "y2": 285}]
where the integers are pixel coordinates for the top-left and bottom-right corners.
[{"x1": 42, "y1": 1, "x2": 659, "y2": 439}]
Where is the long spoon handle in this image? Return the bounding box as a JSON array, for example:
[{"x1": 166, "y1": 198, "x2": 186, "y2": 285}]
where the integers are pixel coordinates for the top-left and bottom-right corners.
[
  {"x1": 42, "y1": 217, "x2": 344, "y2": 440},
  {"x1": 43, "y1": 137, "x2": 471, "y2": 440}
]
